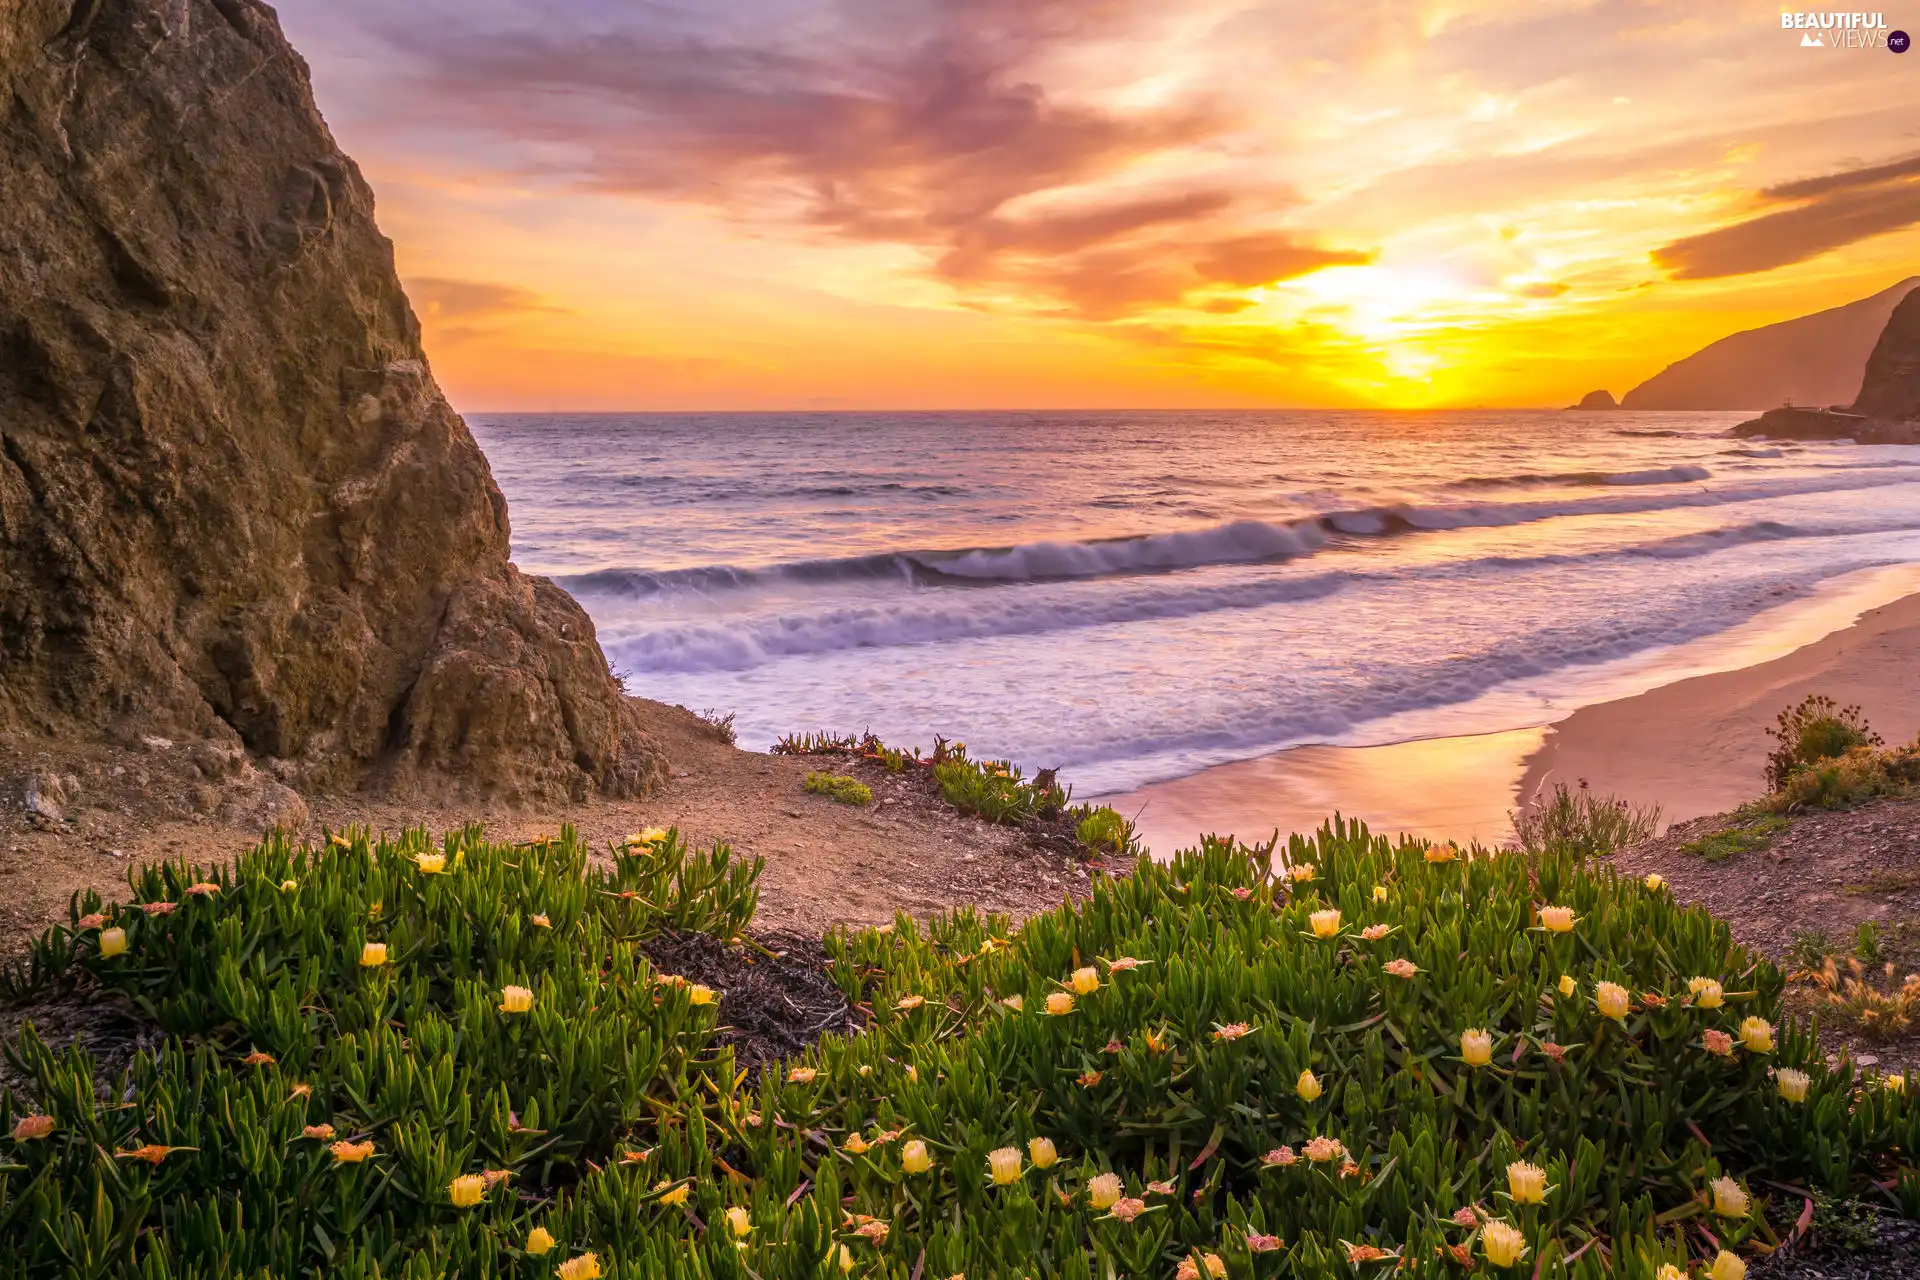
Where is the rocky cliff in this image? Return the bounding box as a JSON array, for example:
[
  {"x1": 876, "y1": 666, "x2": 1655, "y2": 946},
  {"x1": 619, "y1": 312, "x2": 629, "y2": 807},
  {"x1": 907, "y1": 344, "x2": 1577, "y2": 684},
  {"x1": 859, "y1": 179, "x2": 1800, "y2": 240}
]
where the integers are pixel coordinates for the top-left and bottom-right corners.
[
  {"x1": 1733, "y1": 288, "x2": 1920, "y2": 444},
  {"x1": 0, "y1": 0, "x2": 665, "y2": 802}
]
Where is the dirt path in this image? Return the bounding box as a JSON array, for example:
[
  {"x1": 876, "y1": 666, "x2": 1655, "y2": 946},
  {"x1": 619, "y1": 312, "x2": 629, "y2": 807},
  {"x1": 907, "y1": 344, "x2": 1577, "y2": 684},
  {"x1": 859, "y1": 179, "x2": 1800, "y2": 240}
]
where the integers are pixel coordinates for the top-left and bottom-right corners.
[{"x1": 0, "y1": 702, "x2": 1109, "y2": 952}]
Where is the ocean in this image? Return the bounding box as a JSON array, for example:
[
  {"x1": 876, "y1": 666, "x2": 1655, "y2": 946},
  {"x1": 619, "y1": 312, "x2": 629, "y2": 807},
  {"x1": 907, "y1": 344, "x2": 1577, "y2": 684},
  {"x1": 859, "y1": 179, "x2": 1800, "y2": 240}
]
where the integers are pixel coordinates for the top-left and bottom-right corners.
[{"x1": 470, "y1": 411, "x2": 1920, "y2": 803}]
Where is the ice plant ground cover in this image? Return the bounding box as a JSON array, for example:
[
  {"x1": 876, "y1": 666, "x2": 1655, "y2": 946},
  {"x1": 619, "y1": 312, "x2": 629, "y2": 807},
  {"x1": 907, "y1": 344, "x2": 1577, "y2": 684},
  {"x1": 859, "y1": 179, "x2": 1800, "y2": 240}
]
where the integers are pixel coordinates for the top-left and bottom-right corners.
[{"x1": 1, "y1": 821, "x2": 1917, "y2": 1278}]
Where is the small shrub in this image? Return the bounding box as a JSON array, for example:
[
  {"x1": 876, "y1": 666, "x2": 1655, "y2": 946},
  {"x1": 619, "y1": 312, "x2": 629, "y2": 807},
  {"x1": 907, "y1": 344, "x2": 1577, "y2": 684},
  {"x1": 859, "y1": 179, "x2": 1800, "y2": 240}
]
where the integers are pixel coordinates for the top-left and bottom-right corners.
[
  {"x1": 1072, "y1": 806, "x2": 1135, "y2": 857},
  {"x1": 1511, "y1": 779, "x2": 1660, "y2": 857},
  {"x1": 803, "y1": 771, "x2": 871, "y2": 806},
  {"x1": 696, "y1": 707, "x2": 738, "y2": 746},
  {"x1": 1807, "y1": 1192, "x2": 1880, "y2": 1254},
  {"x1": 1771, "y1": 746, "x2": 1893, "y2": 812},
  {"x1": 1681, "y1": 813, "x2": 1790, "y2": 861},
  {"x1": 1765, "y1": 695, "x2": 1881, "y2": 792},
  {"x1": 1786, "y1": 928, "x2": 1836, "y2": 973}
]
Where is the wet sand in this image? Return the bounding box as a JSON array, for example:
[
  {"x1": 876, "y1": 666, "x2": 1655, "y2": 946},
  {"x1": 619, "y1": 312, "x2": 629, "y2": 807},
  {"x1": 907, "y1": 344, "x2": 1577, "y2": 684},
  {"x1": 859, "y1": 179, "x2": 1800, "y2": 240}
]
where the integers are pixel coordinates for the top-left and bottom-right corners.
[{"x1": 1110, "y1": 566, "x2": 1920, "y2": 856}]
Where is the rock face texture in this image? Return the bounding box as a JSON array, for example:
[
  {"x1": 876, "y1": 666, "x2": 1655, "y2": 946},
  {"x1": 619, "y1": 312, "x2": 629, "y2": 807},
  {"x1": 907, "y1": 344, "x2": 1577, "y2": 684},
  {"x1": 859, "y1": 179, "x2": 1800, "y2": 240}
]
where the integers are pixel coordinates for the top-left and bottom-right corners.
[
  {"x1": 1624, "y1": 277, "x2": 1918, "y2": 411},
  {"x1": 1850, "y1": 287, "x2": 1920, "y2": 424},
  {"x1": 0, "y1": 0, "x2": 665, "y2": 801},
  {"x1": 1733, "y1": 288, "x2": 1920, "y2": 444}
]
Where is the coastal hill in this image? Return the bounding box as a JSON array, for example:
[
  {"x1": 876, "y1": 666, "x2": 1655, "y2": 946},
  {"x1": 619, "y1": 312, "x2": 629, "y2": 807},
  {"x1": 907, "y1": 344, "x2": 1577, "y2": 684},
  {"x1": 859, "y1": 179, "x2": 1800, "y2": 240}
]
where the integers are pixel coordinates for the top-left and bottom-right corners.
[
  {"x1": 0, "y1": 0, "x2": 664, "y2": 809},
  {"x1": 1622, "y1": 276, "x2": 1919, "y2": 410},
  {"x1": 1734, "y1": 286, "x2": 1920, "y2": 444}
]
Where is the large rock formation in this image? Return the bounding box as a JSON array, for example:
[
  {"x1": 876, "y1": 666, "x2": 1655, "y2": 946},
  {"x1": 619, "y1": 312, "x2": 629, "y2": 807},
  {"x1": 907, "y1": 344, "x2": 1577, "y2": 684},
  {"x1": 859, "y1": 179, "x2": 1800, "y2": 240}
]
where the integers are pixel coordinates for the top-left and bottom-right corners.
[
  {"x1": 1733, "y1": 288, "x2": 1920, "y2": 444},
  {"x1": 1566, "y1": 390, "x2": 1618, "y2": 410},
  {"x1": 1623, "y1": 276, "x2": 1919, "y2": 411},
  {"x1": 0, "y1": 0, "x2": 665, "y2": 801}
]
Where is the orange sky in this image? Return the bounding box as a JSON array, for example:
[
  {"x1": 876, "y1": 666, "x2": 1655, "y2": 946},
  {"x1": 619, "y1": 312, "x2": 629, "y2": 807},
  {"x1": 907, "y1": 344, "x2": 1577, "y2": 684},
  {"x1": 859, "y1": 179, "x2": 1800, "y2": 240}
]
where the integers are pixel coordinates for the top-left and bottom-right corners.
[{"x1": 277, "y1": 0, "x2": 1920, "y2": 411}]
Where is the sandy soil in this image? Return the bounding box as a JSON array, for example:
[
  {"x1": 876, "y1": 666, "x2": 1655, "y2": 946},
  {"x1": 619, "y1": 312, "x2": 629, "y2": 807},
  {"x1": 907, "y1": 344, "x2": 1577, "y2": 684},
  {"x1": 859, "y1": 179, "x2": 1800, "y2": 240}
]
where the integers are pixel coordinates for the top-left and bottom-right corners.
[
  {"x1": 0, "y1": 702, "x2": 1110, "y2": 953},
  {"x1": 1520, "y1": 592, "x2": 1920, "y2": 824},
  {"x1": 1613, "y1": 797, "x2": 1920, "y2": 1074}
]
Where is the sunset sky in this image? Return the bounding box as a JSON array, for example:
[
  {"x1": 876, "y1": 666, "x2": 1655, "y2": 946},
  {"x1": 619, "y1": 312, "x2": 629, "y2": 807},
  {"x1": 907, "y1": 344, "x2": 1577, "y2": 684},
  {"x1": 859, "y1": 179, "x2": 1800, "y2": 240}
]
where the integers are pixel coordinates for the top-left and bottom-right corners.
[{"x1": 273, "y1": 0, "x2": 1920, "y2": 411}]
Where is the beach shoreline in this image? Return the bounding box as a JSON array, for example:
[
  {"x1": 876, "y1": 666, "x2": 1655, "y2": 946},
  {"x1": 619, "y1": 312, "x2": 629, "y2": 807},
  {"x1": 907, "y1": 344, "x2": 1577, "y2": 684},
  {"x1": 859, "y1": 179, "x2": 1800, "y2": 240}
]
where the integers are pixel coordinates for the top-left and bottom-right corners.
[{"x1": 1109, "y1": 572, "x2": 1920, "y2": 856}]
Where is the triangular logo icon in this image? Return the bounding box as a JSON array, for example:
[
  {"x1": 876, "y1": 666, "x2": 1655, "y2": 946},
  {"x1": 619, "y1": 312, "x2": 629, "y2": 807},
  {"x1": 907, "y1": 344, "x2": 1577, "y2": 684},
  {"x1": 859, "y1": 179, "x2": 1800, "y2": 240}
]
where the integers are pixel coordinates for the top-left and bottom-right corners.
[{"x1": 1800, "y1": 31, "x2": 1824, "y2": 45}]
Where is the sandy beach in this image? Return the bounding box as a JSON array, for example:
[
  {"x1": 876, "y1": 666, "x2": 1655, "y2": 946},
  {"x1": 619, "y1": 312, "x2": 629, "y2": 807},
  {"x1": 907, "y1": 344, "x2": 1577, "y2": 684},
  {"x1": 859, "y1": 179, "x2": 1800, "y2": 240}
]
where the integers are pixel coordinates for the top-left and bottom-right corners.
[{"x1": 1115, "y1": 569, "x2": 1920, "y2": 856}]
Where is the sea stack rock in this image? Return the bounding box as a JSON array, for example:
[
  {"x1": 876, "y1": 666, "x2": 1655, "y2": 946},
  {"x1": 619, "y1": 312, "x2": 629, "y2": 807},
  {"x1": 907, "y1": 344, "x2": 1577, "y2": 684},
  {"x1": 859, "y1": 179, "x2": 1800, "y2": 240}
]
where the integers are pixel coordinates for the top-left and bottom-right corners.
[
  {"x1": 1734, "y1": 288, "x2": 1920, "y2": 444},
  {"x1": 0, "y1": 0, "x2": 666, "y2": 801},
  {"x1": 1568, "y1": 390, "x2": 1618, "y2": 410}
]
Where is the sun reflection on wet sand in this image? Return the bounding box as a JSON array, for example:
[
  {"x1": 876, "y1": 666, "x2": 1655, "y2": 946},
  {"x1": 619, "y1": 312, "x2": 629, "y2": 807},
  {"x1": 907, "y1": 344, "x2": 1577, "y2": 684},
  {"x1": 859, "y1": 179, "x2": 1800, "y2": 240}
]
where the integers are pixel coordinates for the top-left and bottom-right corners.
[{"x1": 1117, "y1": 727, "x2": 1547, "y2": 859}]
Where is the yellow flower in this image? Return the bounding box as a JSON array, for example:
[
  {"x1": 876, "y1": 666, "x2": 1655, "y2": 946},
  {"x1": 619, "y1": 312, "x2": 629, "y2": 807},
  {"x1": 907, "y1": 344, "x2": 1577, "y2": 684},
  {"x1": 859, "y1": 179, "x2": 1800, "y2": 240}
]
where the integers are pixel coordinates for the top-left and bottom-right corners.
[
  {"x1": 657, "y1": 1180, "x2": 691, "y2": 1206},
  {"x1": 1309, "y1": 908, "x2": 1341, "y2": 939},
  {"x1": 1001, "y1": 994, "x2": 1024, "y2": 1011},
  {"x1": 1656, "y1": 1266, "x2": 1686, "y2": 1280},
  {"x1": 280, "y1": 879, "x2": 298, "y2": 892},
  {"x1": 1710, "y1": 1250, "x2": 1747, "y2": 1280},
  {"x1": 1886, "y1": 1073, "x2": 1907, "y2": 1094},
  {"x1": 359, "y1": 942, "x2": 387, "y2": 967},
  {"x1": 902, "y1": 1139, "x2": 932, "y2": 1174},
  {"x1": 632, "y1": 828, "x2": 669, "y2": 847},
  {"x1": 1537, "y1": 906, "x2": 1575, "y2": 933},
  {"x1": 1595, "y1": 981, "x2": 1631, "y2": 1021},
  {"x1": 99, "y1": 927, "x2": 127, "y2": 959},
  {"x1": 531, "y1": 913, "x2": 551, "y2": 929},
  {"x1": 1028, "y1": 1136, "x2": 1059, "y2": 1168},
  {"x1": 1644, "y1": 873, "x2": 1665, "y2": 891},
  {"x1": 449, "y1": 1174, "x2": 487, "y2": 1207},
  {"x1": 1296, "y1": 1069, "x2": 1323, "y2": 1101},
  {"x1": 1710, "y1": 1176, "x2": 1750, "y2": 1219},
  {"x1": 330, "y1": 1139, "x2": 375, "y2": 1164},
  {"x1": 525, "y1": 1226, "x2": 556, "y2": 1256},
  {"x1": 726, "y1": 1205, "x2": 752, "y2": 1237},
  {"x1": 1070, "y1": 966, "x2": 1101, "y2": 994},
  {"x1": 1201, "y1": 1255, "x2": 1226, "y2": 1278},
  {"x1": 1373, "y1": 884, "x2": 1388, "y2": 903},
  {"x1": 1775, "y1": 1068, "x2": 1810, "y2": 1102},
  {"x1": 1424, "y1": 843, "x2": 1456, "y2": 864},
  {"x1": 1481, "y1": 1220, "x2": 1529, "y2": 1268},
  {"x1": 1460, "y1": 1029, "x2": 1494, "y2": 1067},
  {"x1": 987, "y1": 1146, "x2": 1023, "y2": 1185},
  {"x1": 1558, "y1": 975, "x2": 1576, "y2": 997},
  {"x1": 11, "y1": 1114, "x2": 54, "y2": 1141},
  {"x1": 499, "y1": 985, "x2": 534, "y2": 1014},
  {"x1": 556, "y1": 1254, "x2": 603, "y2": 1280},
  {"x1": 303, "y1": 1123, "x2": 336, "y2": 1140},
  {"x1": 1737, "y1": 1016, "x2": 1774, "y2": 1053},
  {"x1": 415, "y1": 852, "x2": 446, "y2": 874},
  {"x1": 1688, "y1": 977, "x2": 1724, "y2": 1008},
  {"x1": 1287, "y1": 862, "x2": 1316, "y2": 882},
  {"x1": 895, "y1": 993, "x2": 926, "y2": 1011},
  {"x1": 1506, "y1": 1160, "x2": 1547, "y2": 1204},
  {"x1": 788, "y1": 1066, "x2": 818, "y2": 1084},
  {"x1": 1045, "y1": 991, "x2": 1074, "y2": 1016},
  {"x1": 843, "y1": 1133, "x2": 871, "y2": 1155},
  {"x1": 837, "y1": 1243, "x2": 856, "y2": 1273},
  {"x1": 688, "y1": 984, "x2": 717, "y2": 1006},
  {"x1": 1087, "y1": 1172, "x2": 1123, "y2": 1208}
]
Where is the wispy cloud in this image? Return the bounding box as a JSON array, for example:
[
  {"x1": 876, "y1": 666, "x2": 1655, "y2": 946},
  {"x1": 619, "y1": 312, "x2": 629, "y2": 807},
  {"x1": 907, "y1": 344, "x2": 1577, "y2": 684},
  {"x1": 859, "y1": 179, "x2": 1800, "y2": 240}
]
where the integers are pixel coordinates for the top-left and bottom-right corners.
[{"x1": 1654, "y1": 153, "x2": 1920, "y2": 279}]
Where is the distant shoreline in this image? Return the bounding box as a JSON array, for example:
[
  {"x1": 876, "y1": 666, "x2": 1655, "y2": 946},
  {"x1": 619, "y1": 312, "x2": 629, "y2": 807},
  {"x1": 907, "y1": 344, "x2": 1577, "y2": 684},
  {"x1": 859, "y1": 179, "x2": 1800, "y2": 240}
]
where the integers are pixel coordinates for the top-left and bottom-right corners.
[{"x1": 1108, "y1": 569, "x2": 1920, "y2": 855}]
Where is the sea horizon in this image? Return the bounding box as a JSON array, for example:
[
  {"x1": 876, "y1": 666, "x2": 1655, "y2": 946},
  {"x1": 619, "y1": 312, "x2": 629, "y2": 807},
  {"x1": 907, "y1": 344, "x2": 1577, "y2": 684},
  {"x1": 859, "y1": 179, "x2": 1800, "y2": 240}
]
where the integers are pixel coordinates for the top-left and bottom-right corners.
[{"x1": 472, "y1": 408, "x2": 1920, "y2": 811}]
